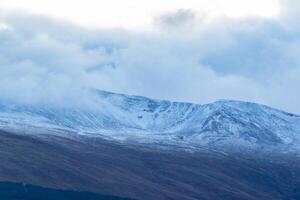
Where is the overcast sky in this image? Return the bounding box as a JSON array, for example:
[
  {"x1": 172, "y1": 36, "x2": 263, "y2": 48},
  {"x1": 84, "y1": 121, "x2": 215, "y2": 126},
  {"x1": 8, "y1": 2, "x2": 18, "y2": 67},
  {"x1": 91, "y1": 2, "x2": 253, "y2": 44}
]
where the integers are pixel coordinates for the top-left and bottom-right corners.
[
  {"x1": 0, "y1": 0, "x2": 300, "y2": 113},
  {"x1": 0, "y1": 0, "x2": 280, "y2": 29}
]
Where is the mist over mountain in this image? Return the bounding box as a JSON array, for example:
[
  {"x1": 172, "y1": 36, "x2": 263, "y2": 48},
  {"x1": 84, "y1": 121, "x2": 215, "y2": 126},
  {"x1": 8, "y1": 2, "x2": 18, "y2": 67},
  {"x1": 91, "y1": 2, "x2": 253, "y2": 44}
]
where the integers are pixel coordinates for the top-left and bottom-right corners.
[
  {"x1": 1, "y1": 1, "x2": 300, "y2": 199},
  {"x1": 1, "y1": 1, "x2": 300, "y2": 113}
]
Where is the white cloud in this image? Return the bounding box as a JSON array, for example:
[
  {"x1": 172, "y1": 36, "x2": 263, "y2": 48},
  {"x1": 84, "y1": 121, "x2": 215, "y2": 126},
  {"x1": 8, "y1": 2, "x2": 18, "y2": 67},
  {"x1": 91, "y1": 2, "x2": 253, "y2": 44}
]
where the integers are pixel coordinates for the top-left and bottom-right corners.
[
  {"x1": 0, "y1": 0, "x2": 280, "y2": 30},
  {"x1": 0, "y1": 0, "x2": 300, "y2": 114}
]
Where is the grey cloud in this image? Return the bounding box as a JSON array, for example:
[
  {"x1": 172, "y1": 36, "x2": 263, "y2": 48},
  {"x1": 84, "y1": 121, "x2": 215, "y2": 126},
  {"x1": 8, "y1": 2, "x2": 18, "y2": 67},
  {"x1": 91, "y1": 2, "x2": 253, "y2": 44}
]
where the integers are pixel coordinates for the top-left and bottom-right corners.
[{"x1": 155, "y1": 9, "x2": 196, "y2": 29}]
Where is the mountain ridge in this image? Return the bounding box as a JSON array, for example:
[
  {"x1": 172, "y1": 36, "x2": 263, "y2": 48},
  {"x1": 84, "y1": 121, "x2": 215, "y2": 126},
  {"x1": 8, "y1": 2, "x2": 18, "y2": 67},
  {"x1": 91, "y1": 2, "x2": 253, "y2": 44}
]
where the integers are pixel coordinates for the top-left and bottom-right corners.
[{"x1": 0, "y1": 89, "x2": 299, "y2": 150}]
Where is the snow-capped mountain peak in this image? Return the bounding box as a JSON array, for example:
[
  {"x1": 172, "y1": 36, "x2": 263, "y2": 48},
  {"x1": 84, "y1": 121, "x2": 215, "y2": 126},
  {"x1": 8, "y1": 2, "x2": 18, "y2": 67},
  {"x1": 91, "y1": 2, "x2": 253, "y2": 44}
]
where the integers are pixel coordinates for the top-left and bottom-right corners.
[{"x1": 0, "y1": 90, "x2": 299, "y2": 148}]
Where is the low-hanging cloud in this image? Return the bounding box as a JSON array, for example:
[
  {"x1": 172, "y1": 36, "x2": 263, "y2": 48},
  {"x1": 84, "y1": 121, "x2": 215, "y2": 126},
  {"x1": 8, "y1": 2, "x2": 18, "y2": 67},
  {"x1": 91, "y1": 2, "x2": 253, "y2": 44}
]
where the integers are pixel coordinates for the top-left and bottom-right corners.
[{"x1": 0, "y1": 1, "x2": 300, "y2": 114}]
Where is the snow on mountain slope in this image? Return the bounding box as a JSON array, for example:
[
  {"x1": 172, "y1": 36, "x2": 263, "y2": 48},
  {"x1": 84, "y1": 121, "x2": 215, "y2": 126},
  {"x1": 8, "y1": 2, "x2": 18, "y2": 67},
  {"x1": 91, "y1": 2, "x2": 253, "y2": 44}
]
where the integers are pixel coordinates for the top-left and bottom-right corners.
[{"x1": 0, "y1": 90, "x2": 299, "y2": 148}]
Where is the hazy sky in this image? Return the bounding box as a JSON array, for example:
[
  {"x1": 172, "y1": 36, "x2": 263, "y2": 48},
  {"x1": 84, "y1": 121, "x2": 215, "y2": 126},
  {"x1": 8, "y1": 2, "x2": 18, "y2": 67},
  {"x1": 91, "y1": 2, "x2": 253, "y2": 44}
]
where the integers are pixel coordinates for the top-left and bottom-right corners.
[{"x1": 0, "y1": 0, "x2": 300, "y2": 113}]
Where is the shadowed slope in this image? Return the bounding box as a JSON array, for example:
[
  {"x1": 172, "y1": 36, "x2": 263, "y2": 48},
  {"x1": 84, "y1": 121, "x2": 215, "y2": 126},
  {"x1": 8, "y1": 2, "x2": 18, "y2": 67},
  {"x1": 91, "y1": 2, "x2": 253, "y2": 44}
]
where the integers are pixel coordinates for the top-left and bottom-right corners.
[{"x1": 0, "y1": 130, "x2": 300, "y2": 200}]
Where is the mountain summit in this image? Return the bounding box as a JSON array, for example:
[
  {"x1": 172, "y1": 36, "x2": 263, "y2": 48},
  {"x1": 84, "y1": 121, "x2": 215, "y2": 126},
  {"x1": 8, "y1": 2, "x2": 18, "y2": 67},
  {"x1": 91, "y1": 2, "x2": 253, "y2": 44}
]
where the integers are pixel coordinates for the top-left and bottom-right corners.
[{"x1": 0, "y1": 90, "x2": 299, "y2": 149}]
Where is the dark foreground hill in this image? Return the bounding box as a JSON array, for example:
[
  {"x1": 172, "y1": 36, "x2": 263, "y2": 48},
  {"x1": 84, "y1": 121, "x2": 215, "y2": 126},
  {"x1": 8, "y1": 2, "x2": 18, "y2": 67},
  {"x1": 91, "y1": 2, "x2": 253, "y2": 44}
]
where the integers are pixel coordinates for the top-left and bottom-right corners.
[
  {"x1": 0, "y1": 181, "x2": 134, "y2": 200},
  {"x1": 0, "y1": 130, "x2": 300, "y2": 200}
]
